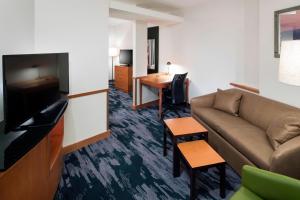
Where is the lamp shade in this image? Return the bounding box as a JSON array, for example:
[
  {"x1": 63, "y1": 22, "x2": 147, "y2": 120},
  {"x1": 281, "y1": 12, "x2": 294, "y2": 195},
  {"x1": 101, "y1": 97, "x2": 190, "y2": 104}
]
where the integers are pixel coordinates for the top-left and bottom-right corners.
[
  {"x1": 279, "y1": 40, "x2": 300, "y2": 86},
  {"x1": 109, "y1": 47, "x2": 120, "y2": 57}
]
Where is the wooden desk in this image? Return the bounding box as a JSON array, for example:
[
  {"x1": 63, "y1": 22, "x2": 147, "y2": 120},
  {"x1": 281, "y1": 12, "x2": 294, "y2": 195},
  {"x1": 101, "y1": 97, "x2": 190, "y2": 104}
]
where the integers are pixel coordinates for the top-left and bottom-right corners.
[{"x1": 139, "y1": 73, "x2": 189, "y2": 119}]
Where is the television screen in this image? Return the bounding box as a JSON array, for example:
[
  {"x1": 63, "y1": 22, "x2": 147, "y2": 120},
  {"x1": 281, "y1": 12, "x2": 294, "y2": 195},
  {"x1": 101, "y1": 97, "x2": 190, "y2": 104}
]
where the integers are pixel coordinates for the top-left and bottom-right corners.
[
  {"x1": 3, "y1": 53, "x2": 69, "y2": 130},
  {"x1": 119, "y1": 50, "x2": 133, "y2": 66}
]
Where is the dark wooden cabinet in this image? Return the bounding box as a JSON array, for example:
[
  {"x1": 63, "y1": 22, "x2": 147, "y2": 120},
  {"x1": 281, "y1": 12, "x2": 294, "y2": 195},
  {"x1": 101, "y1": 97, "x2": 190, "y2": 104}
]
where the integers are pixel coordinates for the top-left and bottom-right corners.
[{"x1": 115, "y1": 66, "x2": 132, "y2": 93}]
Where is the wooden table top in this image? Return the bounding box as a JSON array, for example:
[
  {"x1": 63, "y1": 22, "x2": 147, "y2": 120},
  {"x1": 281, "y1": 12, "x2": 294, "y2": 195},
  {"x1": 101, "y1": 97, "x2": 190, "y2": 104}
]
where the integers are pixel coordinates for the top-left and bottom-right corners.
[
  {"x1": 178, "y1": 140, "x2": 225, "y2": 169},
  {"x1": 164, "y1": 117, "x2": 207, "y2": 136},
  {"x1": 140, "y1": 73, "x2": 173, "y2": 88}
]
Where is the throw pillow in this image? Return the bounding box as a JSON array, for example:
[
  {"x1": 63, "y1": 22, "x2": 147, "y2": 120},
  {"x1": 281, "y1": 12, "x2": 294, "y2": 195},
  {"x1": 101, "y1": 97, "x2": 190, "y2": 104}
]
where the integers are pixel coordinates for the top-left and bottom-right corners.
[
  {"x1": 266, "y1": 112, "x2": 300, "y2": 149},
  {"x1": 213, "y1": 89, "x2": 242, "y2": 116}
]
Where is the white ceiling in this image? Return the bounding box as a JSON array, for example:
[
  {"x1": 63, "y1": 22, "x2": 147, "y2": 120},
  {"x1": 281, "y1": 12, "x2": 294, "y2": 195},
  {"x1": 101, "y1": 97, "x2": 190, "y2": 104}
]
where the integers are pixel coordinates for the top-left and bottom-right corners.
[
  {"x1": 112, "y1": 0, "x2": 206, "y2": 13},
  {"x1": 109, "y1": 1, "x2": 184, "y2": 26}
]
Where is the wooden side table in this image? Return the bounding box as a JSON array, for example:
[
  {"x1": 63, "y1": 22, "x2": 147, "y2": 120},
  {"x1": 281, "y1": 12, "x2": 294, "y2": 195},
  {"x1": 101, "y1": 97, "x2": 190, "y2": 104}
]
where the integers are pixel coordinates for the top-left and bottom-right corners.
[
  {"x1": 175, "y1": 140, "x2": 226, "y2": 200},
  {"x1": 163, "y1": 117, "x2": 208, "y2": 176}
]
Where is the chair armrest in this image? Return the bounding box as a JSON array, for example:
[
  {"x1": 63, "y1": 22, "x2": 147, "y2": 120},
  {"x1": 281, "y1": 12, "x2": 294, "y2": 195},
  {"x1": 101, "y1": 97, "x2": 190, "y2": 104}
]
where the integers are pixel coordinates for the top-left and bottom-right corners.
[
  {"x1": 241, "y1": 165, "x2": 300, "y2": 200},
  {"x1": 190, "y1": 93, "x2": 216, "y2": 109},
  {"x1": 270, "y1": 136, "x2": 300, "y2": 179}
]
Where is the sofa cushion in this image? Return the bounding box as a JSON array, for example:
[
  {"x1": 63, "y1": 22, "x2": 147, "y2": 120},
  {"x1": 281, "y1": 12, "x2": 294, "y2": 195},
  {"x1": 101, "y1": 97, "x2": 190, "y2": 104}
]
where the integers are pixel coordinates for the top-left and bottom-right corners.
[
  {"x1": 266, "y1": 112, "x2": 300, "y2": 150},
  {"x1": 193, "y1": 107, "x2": 274, "y2": 169},
  {"x1": 213, "y1": 89, "x2": 242, "y2": 116},
  {"x1": 238, "y1": 89, "x2": 299, "y2": 131}
]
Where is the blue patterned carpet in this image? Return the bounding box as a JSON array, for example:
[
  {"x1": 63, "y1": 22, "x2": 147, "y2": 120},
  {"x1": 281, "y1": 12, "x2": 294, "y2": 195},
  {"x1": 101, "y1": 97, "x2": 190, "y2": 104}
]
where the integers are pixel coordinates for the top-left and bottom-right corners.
[{"x1": 55, "y1": 84, "x2": 241, "y2": 200}]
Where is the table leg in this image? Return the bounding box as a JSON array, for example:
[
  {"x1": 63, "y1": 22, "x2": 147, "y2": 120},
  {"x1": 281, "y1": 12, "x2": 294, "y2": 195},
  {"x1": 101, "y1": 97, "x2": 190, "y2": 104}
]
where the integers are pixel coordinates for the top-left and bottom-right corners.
[
  {"x1": 139, "y1": 82, "x2": 143, "y2": 106},
  {"x1": 159, "y1": 88, "x2": 163, "y2": 119},
  {"x1": 220, "y1": 164, "x2": 226, "y2": 198},
  {"x1": 163, "y1": 123, "x2": 167, "y2": 156},
  {"x1": 173, "y1": 138, "x2": 180, "y2": 177},
  {"x1": 190, "y1": 169, "x2": 196, "y2": 200}
]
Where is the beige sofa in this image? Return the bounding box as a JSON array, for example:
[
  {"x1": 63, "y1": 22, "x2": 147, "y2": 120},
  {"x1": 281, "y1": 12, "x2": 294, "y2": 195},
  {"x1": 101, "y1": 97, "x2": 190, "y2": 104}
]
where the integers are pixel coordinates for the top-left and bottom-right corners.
[{"x1": 191, "y1": 88, "x2": 300, "y2": 179}]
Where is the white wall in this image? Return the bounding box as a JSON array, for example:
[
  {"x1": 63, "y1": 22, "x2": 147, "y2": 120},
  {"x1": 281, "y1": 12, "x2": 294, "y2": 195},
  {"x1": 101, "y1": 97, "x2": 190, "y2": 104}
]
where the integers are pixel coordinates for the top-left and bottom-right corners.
[
  {"x1": 133, "y1": 21, "x2": 148, "y2": 77},
  {"x1": 243, "y1": 0, "x2": 259, "y2": 87},
  {"x1": 159, "y1": 24, "x2": 185, "y2": 74},
  {"x1": 259, "y1": 0, "x2": 300, "y2": 107},
  {"x1": 109, "y1": 20, "x2": 133, "y2": 50},
  {"x1": 133, "y1": 21, "x2": 158, "y2": 105},
  {"x1": 0, "y1": 0, "x2": 35, "y2": 121},
  {"x1": 159, "y1": 0, "x2": 260, "y2": 99},
  {"x1": 63, "y1": 93, "x2": 107, "y2": 146},
  {"x1": 158, "y1": 0, "x2": 300, "y2": 108},
  {"x1": 35, "y1": 0, "x2": 109, "y2": 146},
  {"x1": 109, "y1": 18, "x2": 133, "y2": 79}
]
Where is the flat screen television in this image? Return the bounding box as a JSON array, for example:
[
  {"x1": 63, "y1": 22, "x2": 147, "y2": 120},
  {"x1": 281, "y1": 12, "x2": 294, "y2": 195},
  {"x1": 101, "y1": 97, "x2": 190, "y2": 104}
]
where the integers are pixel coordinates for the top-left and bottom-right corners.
[
  {"x1": 2, "y1": 53, "x2": 69, "y2": 131},
  {"x1": 119, "y1": 49, "x2": 133, "y2": 66}
]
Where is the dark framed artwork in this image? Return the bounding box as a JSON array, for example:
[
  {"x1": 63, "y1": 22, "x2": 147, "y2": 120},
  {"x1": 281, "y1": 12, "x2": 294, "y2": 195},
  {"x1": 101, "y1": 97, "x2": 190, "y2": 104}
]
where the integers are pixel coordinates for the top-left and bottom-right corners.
[{"x1": 275, "y1": 5, "x2": 300, "y2": 58}]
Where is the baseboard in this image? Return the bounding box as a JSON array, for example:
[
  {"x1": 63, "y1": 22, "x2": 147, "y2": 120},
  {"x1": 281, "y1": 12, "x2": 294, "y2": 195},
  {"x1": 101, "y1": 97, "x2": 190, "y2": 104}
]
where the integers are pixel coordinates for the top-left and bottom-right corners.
[
  {"x1": 132, "y1": 100, "x2": 159, "y2": 110},
  {"x1": 62, "y1": 130, "x2": 111, "y2": 155}
]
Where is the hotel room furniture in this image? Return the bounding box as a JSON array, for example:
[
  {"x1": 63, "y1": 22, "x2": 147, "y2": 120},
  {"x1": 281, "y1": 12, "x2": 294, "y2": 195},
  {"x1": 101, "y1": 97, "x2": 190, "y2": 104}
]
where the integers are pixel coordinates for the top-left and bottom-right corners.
[
  {"x1": 230, "y1": 165, "x2": 300, "y2": 200},
  {"x1": 162, "y1": 73, "x2": 188, "y2": 118},
  {"x1": 163, "y1": 117, "x2": 208, "y2": 176},
  {"x1": 115, "y1": 65, "x2": 133, "y2": 93},
  {"x1": 191, "y1": 88, "x2": 300, "y2": 179},
  {"x1": 0, "y1": 102, "x2": 67, "y2": 200},
  {"x1": 175, "y1": 140, "x2": 226, "y2": 200},
  {"x1": 139, "y1": 73, "x2": 189, "y2": 119}
]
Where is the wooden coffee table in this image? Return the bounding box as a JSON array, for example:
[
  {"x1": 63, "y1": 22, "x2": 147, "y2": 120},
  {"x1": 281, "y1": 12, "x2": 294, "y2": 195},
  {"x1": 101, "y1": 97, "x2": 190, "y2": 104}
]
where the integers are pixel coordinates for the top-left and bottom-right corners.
[
  {"x1": 163, "y1": 117, "x2": 208, "y2": 176},
  {"x1": 174, "y1": 140, "x2": 226, "y2": 200}
]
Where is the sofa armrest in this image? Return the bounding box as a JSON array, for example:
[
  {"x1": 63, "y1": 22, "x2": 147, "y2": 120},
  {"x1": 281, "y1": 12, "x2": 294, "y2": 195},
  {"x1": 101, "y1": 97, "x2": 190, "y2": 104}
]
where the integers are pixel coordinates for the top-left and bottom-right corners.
[
  {"x1": 237, "y1": 165, "x2": 300, "y2": 200},
  {"x1": 270, "y1": 136, "x2": 300, "y2": 179},
  {"x1": 190, "y1": 92, "x2": 216, "y2": 110}
]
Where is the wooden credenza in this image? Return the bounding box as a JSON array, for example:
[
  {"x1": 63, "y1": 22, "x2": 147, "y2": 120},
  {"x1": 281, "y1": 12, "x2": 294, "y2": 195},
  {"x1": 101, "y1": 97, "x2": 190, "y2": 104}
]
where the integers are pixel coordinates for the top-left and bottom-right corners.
[
  {"x1": 115, "y1": 66, "x2": 132, "y2": 93},
  {"x1": 0, "y1": 117, "x2": 64, "y2": 200}
]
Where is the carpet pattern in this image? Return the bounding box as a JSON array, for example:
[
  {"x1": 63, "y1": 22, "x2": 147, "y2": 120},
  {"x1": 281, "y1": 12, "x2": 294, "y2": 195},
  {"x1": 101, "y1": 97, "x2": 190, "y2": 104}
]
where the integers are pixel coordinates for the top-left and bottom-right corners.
[{"x1": 55, "y1": 85, "x2": 241, "y2": 200}]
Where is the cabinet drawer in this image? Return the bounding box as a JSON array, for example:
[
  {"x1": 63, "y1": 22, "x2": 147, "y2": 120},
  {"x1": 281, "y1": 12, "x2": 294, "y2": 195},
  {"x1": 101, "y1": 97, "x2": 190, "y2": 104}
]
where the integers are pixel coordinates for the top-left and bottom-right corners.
[
  {"x1": 115, "y1": 67, "x2": 128, "y2": 74},
  {"x1": 114, "y1": 66, "x2": 132, "y2": 93}
]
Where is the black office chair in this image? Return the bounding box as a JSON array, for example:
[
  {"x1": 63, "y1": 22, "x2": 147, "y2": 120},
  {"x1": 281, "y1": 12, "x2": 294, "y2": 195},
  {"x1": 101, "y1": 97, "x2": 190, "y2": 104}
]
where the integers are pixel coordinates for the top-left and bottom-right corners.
[{"x1": 162, "y1": 73, "x2": 188, "y2": 118}]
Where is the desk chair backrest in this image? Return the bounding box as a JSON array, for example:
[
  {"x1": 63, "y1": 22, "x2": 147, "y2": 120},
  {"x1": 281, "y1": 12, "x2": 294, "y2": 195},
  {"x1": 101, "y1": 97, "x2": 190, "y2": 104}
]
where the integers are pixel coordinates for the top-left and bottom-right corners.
[{"x1": 171, "y1": 73, "x2": 188, "y2": 104}]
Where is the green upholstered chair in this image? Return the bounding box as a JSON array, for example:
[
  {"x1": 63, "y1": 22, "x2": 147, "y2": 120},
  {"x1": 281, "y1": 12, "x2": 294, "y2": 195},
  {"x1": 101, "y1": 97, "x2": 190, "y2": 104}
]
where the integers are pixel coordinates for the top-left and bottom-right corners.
[{"x1": 230, "y1": 165, "x2": 300, "y2": 200}]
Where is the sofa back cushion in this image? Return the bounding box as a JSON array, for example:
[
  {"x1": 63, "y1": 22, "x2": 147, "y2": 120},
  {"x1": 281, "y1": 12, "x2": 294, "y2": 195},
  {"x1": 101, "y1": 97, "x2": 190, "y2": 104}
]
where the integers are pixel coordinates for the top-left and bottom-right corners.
[
  {"x1": 266, "y1": 112, "x2": 300, "y2": 149},
  {"x1": 236, "y1": 89, "x2": 300, "y2": 131},
  {"x1": 213, "y1": 89, "x2": 242, "y2": 116}
]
